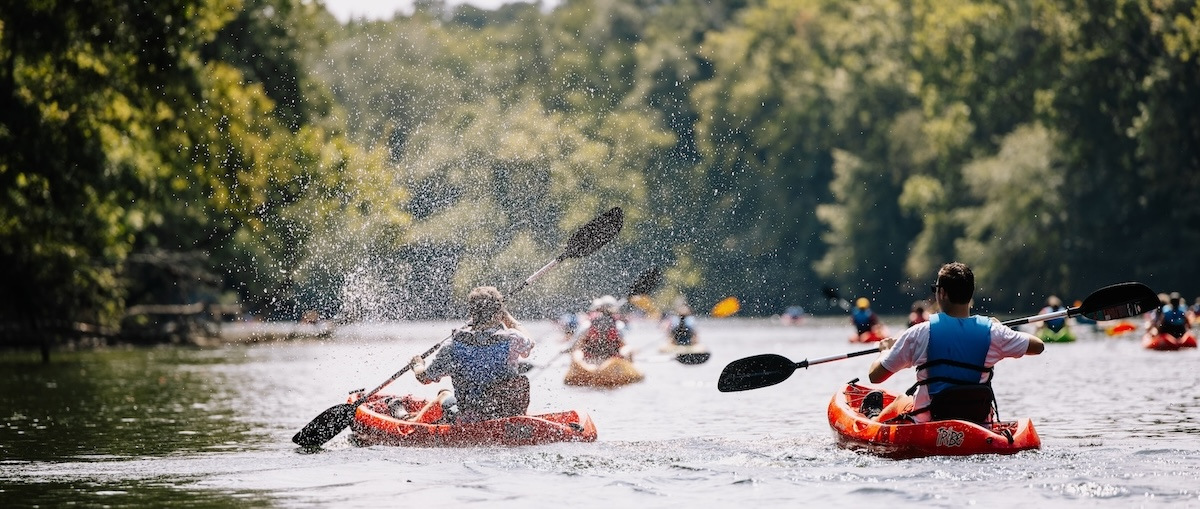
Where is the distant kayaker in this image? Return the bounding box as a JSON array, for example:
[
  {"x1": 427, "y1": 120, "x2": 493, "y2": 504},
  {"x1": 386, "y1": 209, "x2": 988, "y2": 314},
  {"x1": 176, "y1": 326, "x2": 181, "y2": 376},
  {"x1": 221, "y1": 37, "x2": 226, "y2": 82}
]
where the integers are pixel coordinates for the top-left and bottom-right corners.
[
  {"x1": 782, "y1": 305, "x2": 806, "y2": 325},
  {"x1": 410, "y1": 286, "x2": 535, "y2": 423},
  {"x1": 1037, "y1": 296, "x2": 1068, "y2": 332},
  {"x1": 668, "y1": 305, "x2": 698, "y2": 346},
  {"x1": 907, "y1": 301, "x2": 930, "y2": 327},
  {"x1": 850, "y1": 297, "x2": 886, "y2": 342},
  {"x1": 575, "y1": 295, "x2": 631, "y2": 362},
  {"x1": 1154, "y1": 292, "x2": 1191, "y2": 338},
  {"x1": 864, "y1": 262, "x2": 1045, "y2": 424}
]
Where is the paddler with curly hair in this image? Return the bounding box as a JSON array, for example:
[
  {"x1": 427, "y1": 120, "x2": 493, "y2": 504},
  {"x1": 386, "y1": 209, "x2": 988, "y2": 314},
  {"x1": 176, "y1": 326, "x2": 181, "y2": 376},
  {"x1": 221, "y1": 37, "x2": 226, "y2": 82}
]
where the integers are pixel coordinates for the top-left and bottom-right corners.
[{"x1": 410, "y1": 286, "x2": 535, "y2": 423}]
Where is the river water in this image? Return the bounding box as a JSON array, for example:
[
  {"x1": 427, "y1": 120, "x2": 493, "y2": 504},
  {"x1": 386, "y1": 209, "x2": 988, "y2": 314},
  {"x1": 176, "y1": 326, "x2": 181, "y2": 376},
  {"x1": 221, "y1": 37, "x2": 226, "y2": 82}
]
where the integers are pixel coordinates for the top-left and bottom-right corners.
[{"x1": 2, "y1": 317, "x2": 1198, "y2": 508}]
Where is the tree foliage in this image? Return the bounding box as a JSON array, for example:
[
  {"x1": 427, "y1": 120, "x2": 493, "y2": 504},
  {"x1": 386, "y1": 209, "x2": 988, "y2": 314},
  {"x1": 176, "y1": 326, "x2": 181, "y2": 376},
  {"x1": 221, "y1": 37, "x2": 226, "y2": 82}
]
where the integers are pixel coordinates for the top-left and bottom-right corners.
[{"x1": 3, "y1": 0, "x2": 1199, "y2": 335}]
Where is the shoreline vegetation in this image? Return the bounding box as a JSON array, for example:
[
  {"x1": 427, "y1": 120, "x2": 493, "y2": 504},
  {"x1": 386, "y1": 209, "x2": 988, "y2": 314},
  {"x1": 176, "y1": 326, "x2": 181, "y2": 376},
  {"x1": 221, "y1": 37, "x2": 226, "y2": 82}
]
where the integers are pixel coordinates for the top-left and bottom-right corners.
[
  {"x1": 3, "y1": 1, "x2": 1198, "y2": 364},
  {"x1": 0, "y1": 306, "x2": 335, "y2": 362}
]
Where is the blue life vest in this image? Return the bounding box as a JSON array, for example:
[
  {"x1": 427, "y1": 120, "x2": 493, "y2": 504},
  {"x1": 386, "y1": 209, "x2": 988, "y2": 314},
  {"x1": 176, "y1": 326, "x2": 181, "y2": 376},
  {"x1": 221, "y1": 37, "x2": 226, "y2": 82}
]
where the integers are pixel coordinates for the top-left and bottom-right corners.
[
  {"x1": 852, "y1": 309, "x2": 874, "y2": 334},
  {"x1": 440, "y1": 330, "x2": 518, "y2": 403},
  {"x1": 913, "y1": 313, "x2": 993, "y2": 396},
  {"x1": 1162, "y1": 305, "x2": 1186, "y2": 327},
  {"x1": 1045, "y1": 306, "x2": 1067, "y2": 332}
]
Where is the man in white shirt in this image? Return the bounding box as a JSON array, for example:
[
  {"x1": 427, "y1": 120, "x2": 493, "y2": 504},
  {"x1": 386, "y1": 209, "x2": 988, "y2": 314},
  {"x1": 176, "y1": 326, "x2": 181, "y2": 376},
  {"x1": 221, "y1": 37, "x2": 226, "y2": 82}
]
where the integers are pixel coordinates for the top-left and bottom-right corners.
[{"x1": 866, "y1": 262, "x2": 1045, "y2": 423}]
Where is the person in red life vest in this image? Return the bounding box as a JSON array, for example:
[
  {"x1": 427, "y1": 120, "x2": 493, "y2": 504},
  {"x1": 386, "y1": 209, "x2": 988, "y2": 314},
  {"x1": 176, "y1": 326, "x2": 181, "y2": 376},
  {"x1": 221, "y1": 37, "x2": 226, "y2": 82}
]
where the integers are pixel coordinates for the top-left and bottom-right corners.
[
  {"x1": 861, "y1": 262, "x2": 1045, "y2": 424},
  {"x1": 410, "y1": 286, "x2": 534, "y2": 423},
  {"x1": 575, "y1": 295, "x2": 631, "y2": 363}
]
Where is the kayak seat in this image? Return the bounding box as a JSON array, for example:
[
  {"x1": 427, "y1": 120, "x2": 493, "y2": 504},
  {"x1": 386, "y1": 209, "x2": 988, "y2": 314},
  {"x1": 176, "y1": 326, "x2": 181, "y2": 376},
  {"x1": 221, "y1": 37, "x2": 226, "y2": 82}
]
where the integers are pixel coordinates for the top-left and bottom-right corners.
[
  {"x1": 927, "y1": 385, "x2": 996, "y2": 424},
  {"x1": 859, "y1": 390, "x2": 885, "y2": 419}
]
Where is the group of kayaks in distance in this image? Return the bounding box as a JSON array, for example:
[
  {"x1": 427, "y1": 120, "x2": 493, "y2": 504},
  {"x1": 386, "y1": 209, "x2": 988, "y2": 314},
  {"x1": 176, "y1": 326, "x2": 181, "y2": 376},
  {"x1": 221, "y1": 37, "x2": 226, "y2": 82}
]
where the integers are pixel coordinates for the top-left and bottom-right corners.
[{"x1": 845, "y1": 292, "x2": 1198, "y2": 351}]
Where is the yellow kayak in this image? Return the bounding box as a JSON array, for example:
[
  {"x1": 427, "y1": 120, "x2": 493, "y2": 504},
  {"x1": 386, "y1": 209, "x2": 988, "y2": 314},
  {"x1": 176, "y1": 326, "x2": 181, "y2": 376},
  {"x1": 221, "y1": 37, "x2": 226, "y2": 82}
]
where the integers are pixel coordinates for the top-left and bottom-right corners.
[{"x1": 564, "y1": 349, "x2": 643, "y2": 387}]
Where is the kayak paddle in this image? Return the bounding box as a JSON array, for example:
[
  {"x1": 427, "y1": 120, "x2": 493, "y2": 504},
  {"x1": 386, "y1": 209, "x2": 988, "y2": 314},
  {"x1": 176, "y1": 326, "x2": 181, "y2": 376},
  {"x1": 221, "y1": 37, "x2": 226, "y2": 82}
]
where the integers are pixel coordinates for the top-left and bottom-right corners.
[
  {"x1": 676, "y1": 352, "x2": 711, "y2": 365},
  {"x1": 717, "y1": 281, "x2": 1160, "y2": 392},
  {"x1": 292, "y1": 207, "x2": 624, "y2": 448}
]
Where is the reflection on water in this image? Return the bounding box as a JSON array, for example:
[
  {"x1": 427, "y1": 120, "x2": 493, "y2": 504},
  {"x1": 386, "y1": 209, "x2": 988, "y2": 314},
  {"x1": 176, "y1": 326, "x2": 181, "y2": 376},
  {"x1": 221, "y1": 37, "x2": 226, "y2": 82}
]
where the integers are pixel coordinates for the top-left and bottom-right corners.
[
  {"x1": 1, "y1": 348, "x2": 264, "y2": 462},
  {"x1": 2, "y1": 318, "x2": 1198, "y2": 508}
]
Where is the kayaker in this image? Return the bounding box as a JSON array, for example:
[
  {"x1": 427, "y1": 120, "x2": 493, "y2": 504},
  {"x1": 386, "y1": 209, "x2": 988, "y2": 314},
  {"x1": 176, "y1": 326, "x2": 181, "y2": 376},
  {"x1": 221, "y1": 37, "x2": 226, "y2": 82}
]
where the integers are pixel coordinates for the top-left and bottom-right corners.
[
  {"x1": 907, "y1": 301, "x2": 930, "y2": 327},
  {"x1": 850, "y1": 297, "x2": 886, "y2": 342},
  {"x1": 668, "y1": 305, "x2": 698, "y2": 346},
  {"x1": 1037, "y1": 296, "x2": 1068, "y2": 332},
  {"x1": 410, "y1": 286, "x2": 535, "y2": 423},
  {"x1": 1154, "y1": 292, "x2": 1191, "y2": 338},
  {"x1": 782, "y1": 305, "x2": 806, "y2": 325},
  {"x1": 864, "y1": 262, "x2": 1045, "y2": 424},
  {"x1": 575, "y1": 295, "x2": 631, "y2": 362}
]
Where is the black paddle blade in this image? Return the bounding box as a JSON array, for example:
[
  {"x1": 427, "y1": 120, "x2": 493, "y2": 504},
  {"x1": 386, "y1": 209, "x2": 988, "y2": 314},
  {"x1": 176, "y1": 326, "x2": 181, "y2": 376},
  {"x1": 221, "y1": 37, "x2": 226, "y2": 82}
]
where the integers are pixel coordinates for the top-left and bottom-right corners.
[
  {"x1": 628, "y1": 265, "x2": 664, "y2": 297},
  {"x1": 292, "y1": 403, "x2": 357, "y2": 448},
  {"x1": 1077, "y1": 282, "x2": 1159, "y2": 321},
  {"x1": 677, "y1": 352, "x2": 711, "y2": 365},
  {"x1": 562, "y1": 207, "x2": 623, "y2": 259},
  {"x1": 717, "y1": 353, "x2": 798, "y2": 392}
]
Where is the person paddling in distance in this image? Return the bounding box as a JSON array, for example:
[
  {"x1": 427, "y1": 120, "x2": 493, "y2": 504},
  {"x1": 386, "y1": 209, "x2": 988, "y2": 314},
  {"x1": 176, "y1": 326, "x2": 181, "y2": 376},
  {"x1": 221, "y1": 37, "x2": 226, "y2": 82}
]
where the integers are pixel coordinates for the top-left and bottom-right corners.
[
  {"x1": 409, "y1": 286, "x2": 535, "y2": 423},
  {"x1": 850, "y1": 297, "x2": 887, "y2": 342},
  {"x1": 863, "y1": 262, "x2": 1045, "y2": 424},
  {"x1": 1154, "y1": 292, "x2": 1191, "y2": 338},
  {"x1": 667, "y1": 304, "x2": 699, "y2": 346},
  {"x1": 907, "y1": 300, "x2": 931, "y2": 327},
  {"x1": 1035, "y1": 295, "x2": 1070, "y2": 338},
  {"x1": 575, "y1": 295, "x2": 632, "y2": 362}
]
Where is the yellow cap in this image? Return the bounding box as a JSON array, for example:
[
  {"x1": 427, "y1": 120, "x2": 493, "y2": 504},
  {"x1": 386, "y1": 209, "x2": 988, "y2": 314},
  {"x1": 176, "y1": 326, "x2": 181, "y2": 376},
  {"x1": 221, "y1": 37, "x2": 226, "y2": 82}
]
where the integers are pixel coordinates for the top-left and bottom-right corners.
[{"x1": 855, "y1": 297, "x2": 869, "y2": 309}]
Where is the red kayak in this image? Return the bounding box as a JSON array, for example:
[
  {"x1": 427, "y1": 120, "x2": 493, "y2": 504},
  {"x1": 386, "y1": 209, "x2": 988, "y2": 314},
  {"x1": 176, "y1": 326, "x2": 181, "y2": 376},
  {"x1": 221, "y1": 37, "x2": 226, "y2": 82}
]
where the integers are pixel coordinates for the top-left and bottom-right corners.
[
  {"x1": 828, "y1": 381, "x2": 1040, "y2": 459},
  {"x1": 349, "y1": 392, "x2": 597, "y2": 447},
  {"x1": 850, "y1": 329, "x2": 886, "y2": 343},
  {"x1": 1142, "y1": 330, "x2": 1198, "y2": 351}
]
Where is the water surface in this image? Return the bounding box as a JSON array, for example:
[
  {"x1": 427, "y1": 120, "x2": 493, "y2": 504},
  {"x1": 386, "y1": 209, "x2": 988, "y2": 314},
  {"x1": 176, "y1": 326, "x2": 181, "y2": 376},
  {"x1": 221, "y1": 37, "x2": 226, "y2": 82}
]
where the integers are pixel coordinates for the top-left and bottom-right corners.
[{"x1": 3, "y1": 318, "x2": 1197, "y2": 508}]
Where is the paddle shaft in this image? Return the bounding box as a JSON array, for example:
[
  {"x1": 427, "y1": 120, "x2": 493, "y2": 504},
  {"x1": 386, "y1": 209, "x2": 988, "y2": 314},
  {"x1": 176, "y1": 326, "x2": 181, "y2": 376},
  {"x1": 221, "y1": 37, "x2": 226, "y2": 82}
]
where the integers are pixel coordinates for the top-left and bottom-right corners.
[{"x1": 717, "y1": 282, "x2": 1157, "y2": 393}]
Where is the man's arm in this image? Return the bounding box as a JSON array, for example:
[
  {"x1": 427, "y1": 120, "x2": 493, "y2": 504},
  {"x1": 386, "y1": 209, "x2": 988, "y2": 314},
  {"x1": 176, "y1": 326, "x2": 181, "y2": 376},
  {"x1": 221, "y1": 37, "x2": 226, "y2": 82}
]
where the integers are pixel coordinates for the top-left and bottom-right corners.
[
  {"x1": 1024, "y1": 333, "x2": 1045, "y2": 355},
  {"x1": 868, "y1": 337, "x2": 897, "y2": 383}
]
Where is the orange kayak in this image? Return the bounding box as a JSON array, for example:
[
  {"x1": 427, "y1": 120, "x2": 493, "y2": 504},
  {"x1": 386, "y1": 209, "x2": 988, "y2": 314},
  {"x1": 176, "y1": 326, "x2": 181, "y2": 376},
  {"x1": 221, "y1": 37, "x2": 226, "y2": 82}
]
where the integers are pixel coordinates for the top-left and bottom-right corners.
[
  {"x1": 349, "y1": 392, "x2": 597, "y2": 447},
  {"x1": 1142, "y1": 331, "x2": 1198, "y2": 351},
  {"x1": 828, "y1": 381, "x2": 1040, "y2": 459}
]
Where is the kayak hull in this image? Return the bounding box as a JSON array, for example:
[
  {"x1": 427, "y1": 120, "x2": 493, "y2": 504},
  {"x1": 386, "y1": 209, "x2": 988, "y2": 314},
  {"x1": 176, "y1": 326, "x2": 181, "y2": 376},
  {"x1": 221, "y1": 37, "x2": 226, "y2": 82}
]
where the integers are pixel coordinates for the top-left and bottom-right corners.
[
  {"x1": 1037, "y1": 326, "x2": 1076, "y2": 343},
  {"x1": 1142, "y1": 331, "x2": 1198, "y2": 351},
  {"x1": 658, "y1": 343, "x2": 712, "y2": 365},
  {"x1": 850, "y1": 330, "x2": 885, "y2": 343},
  {"x1": 828, "y1": 382, "x2": 1040, "y2": 459},
  {"x1": 1105, "y1": 321, "x2": 1137, "y2": 336},
  {"x1": 564, "y1": 350, "x2": 643, "y2": 387},
  {"x1": 349, "y1": 393, "x2": 597, "y2": 447}
]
